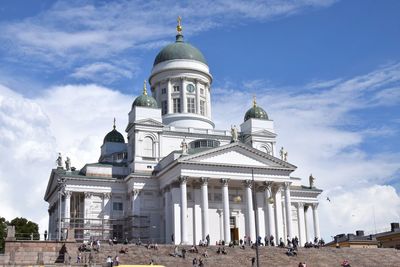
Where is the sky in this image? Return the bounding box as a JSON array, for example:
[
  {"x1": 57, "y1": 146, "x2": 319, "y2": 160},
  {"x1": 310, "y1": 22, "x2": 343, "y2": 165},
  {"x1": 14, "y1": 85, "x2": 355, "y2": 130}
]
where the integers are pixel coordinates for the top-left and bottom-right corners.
[{"x1": 0, "y1": 0, "x2": 399, "y2": 241}]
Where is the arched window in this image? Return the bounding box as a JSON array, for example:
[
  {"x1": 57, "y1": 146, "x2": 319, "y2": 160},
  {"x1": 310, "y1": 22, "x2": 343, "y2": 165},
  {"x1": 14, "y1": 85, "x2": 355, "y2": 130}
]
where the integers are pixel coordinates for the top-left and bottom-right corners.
[
  {"x1": 260, "y1": 145, "x2": 271, "y2": 155},
  {"x1": 143, "y1": 137, "x2": 154, "y2": 157}
]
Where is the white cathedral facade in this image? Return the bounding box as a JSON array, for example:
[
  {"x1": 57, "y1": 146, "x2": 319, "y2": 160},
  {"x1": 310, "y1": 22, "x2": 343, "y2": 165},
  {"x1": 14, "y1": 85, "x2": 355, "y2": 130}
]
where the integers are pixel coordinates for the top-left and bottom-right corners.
[{"x1": 44, "y1": 21, "x2": 322, "y2": 246}]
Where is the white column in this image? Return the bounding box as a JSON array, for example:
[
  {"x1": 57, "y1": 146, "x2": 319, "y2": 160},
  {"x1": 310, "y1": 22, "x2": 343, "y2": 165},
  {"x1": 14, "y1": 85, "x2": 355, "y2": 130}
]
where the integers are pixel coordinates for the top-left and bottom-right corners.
[
  {"x1": 179, "y1": 176, "x2": 188, "y2": 244},
  {"x1": 181, "y1": 78, "x2": 187, "y2": 113},
  {"x1": 200, "y1": 177, "x2": 209, "y2": 240},
  {"x1": 195, "y1": 79, "x2": 200, "y2": 114},
  {"x1": 84, "y1": 192, "x2": 92, "y2": 219},
  {"x1": 304, "y1": 205, "x2": 311, "y2": 242},
  {"x1": 284, "y1": 182, "x2": 293, "y2": 240},
  {"x1": 274, "y1": 185, "x2": 283, "y2": 244},
  {"x1": 64, "y1": 191, "x2": 71, "y2": 225},
  {"x1": 167, "y1": 79, "x2": 172, "y2": 114},
  {"x1": 131, "y1": 189, "x2": 140, "y2": 215},
  {"x1": 221, "y1": 178, "x2": 231, "y2": 243},
  {"x1": 217, "y1": 209, "x2": 223, "y2": 242},
  {"x1": 296, "y1": 203, "x2": 306, "y2": 246},
  {"x1": 193, "y1": 187, "x2": 202, "y2": 245},
  {"x1": 206, "y1": 83, "x2": 212, "y2": 118},
  {"x1": 256, "y1": 191, "x2": 265, "y2": 239},
  {"x1": 312, "y1": 203, "x2": 321, "y2": 240},
  {"x1": 244, "y1": 180, "x2": 255, "y2": 243},
  {"x1": 264, "y1": 182, "x2": 275, "y2": 239},
  {"x1": 171, "y1": 187, "x2": 181, "y2": 244},
  {"x1": 164, "y1": 187, "x2": 171, "y2": 244}
]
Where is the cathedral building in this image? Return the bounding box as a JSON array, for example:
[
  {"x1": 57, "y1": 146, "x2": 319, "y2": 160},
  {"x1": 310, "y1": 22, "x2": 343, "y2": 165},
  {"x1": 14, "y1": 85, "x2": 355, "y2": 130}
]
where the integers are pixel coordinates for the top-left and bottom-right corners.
[{"x1": 44, "y1": 20, "x2": 322, "y2": 246}]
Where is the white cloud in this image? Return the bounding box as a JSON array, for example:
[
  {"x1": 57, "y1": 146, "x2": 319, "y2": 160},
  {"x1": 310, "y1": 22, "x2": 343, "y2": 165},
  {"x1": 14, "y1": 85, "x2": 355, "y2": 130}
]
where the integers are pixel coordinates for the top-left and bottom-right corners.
[
  {"x1": 70, "y1": 62, "x2": 136, "y2": 83},
  {"x1": 213, "y1": 63, "x2": 400, "y2": 239},
  {"x1": 0, "y1": 0, "x2": 338, "y2": 68},
  {"x1": 1, "y1": 61, "x2": 399, "y2": 241},
  {"x1": 0, "y1": 83, "x2": 132, "y2": 233}
]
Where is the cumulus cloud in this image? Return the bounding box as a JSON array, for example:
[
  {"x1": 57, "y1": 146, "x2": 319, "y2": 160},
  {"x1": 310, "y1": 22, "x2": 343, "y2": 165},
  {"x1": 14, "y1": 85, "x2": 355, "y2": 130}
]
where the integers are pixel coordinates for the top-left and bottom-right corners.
[
  {"x1": 70, "y1": 62, "x2": 136, "y2": 84},
  {"x1": 1, "y1": 61, "x2": 399, "y2": 240},
  {"x1": 0, "y1": 0, "x2": 338, "y2": 71},
  {"x1": 213, "y1": 63, "x2": 400, "y2": 238},
  {"x1": 0, "y1": 83, "x2": 132, "y2": 232}
]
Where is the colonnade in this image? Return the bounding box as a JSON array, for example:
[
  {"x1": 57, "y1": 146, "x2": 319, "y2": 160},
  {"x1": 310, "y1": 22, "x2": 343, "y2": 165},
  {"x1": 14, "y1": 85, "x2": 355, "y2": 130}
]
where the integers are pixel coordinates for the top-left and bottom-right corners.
[{"x1": 172, "y1": 176, "x2": 321, "y2": 246}]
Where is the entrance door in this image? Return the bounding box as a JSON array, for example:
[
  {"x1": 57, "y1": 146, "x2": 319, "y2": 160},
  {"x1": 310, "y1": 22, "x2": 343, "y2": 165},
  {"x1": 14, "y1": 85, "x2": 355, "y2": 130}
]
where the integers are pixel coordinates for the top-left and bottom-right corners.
[{"x1": 230, "y1": 228, "x2": 239, "y2": 243}]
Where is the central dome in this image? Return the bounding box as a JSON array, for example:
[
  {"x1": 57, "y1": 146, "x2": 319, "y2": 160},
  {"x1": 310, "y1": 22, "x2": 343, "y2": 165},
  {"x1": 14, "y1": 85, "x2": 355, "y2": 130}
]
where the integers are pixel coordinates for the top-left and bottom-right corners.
[{"x1": 153, "y1": 34, "x2": 207, "y2": 66}]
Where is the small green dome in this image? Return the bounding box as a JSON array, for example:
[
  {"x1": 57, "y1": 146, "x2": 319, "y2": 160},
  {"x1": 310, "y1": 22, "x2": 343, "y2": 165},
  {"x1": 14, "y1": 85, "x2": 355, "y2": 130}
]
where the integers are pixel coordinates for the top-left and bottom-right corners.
[
  {"x1": 153, "y1": 34, "x2": 206, "y2": 66},
  {"x1": 104, "y1": 119, "x2": 125, "y2": 144},
  {"x1": 132, "y1": 81, "x2": 158, "y2": 108},
  {"x1": 244, "y1": 98, "x2": 269, "y2": 121}
]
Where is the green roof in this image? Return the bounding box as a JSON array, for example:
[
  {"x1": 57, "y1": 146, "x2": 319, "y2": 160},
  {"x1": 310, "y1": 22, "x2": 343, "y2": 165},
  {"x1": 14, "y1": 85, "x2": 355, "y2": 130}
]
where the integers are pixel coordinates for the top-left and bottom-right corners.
[
  {"x1": 244, "y1": 105, "x2": 268, "y2": 121},
  {"x1": 132, "y1": 80, "x2": 158, "y2": 108},
  {"x1": 104, "y1": 128, "x2": 125, "y2": 144},
  {"x1": 153, "y1": 34, "x2": 206, "y2": 66}
]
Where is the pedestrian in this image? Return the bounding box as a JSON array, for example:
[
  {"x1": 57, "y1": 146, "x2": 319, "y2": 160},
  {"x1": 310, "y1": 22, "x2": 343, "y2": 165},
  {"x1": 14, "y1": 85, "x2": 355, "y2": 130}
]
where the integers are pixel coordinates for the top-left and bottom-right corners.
[
  {"x1": 192, "y1": 257, "x2": 198, "y2": 267},
  {"x1": 44, "y1": 230, "x2": 47, "y2": 241},
  {"x1": 251, "y1": 257, "x2": 255, "y2": 267},
  {"x1": 106, "y1": 255, "x2": 113, "y2": 267}
]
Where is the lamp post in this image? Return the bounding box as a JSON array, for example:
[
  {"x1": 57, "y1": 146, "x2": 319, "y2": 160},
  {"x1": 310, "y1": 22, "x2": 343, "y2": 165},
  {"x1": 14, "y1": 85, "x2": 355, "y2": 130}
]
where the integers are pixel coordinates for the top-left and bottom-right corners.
[
  {"x1": 57, "y1": 178, "x2": 65, "y2": 241},
  {"x1": 251, "y1": 169, "x2": 260, "y2": 267}
]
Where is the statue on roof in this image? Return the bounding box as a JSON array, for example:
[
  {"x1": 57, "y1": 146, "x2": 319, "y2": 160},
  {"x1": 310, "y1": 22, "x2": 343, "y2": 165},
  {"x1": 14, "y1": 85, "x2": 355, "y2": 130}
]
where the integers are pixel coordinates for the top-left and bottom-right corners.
[
  {"x1": 180, "y1": 138, "x2": 188, "y2": 154},
  {"x1": 65, "y1": 157, "x2": 71, "y2": 171},
  {"x1": 231, "y1": 125, "x2": 238, "y2": 143},
  {"x1": 309, "y1": 174, "x2": 315, "y2": 188},
  {"x1": 56, "y1": 153, "x2": 63, "y2": 168},
  {"x1": 280, "y1": 147, "x2": 288, "y2": 161}
]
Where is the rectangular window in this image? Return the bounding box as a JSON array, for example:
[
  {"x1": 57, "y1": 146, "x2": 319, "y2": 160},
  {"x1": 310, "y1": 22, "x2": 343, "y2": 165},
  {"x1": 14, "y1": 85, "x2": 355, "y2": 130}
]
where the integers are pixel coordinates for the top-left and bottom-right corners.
[
  {"x1": 161, "y1": 100, "x2": 167, "y2": 115},
  {"x1": 187, "y1": 98, "x2": 195, "y2": 113},
  {"x1": 173, "y1": 98, "x2": 181, "y2": 113},
  {"x1": 161, "y1": 88, "x2": 166, "y2": 94},
  {"x1": 200, "y1": 88, "x2": 204, "y2": 95},
  {"x1": 113, "y1": 202, "x2": 123, "y2": 211},
  {"x1": 200, "y1": 100, "x2": 205, "y2": 116},
  {"x1": 173, "y1": 85, "x2": 180, "y2": 92}
]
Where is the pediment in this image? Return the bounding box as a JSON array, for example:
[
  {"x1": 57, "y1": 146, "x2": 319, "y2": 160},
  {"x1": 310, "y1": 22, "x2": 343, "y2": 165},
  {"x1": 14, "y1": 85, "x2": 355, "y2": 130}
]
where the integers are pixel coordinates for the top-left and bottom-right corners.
[
  {"x1": 180, "y1": 142, "x2": 296, "y2": 170},
  {"x1": 134, "y1": 118, "x2": 164, "y2": 127},
  {"x1": 252, "y1": 129, "x2": 277, "y2": 137}
]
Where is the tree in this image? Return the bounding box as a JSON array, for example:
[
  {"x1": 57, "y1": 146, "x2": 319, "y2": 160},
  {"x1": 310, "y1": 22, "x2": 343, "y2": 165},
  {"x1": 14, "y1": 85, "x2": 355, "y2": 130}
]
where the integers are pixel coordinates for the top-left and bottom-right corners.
[
  {"x1": 0, "y1": 217, "x2": 8, "y2": 253},
  {"x1": 10, "y1": 217, "x2": 39, "y2": 240}
]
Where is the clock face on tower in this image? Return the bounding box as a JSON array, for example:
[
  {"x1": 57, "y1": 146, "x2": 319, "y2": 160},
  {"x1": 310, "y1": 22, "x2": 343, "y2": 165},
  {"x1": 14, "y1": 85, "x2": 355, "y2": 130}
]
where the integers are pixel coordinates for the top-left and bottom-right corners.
[{"x1": 186, "y1": 84, "x2": 195, "y2": 93}]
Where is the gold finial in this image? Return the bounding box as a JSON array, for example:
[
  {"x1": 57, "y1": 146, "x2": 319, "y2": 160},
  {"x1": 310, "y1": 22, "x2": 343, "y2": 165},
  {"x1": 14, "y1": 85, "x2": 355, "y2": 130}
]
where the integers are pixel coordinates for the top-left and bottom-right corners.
[
  {"x1": 177, "y1": 16, "x2": 182, "y2": 34},
  {"x1": 113, "y1": 117, "x2": 116, "y2": 130},
  {"x1": 143, "y1": 80, "x2": 147, "y2": 95},
  {"x1": 253, "y1": 95, "x2": 257, "y2": 107}
]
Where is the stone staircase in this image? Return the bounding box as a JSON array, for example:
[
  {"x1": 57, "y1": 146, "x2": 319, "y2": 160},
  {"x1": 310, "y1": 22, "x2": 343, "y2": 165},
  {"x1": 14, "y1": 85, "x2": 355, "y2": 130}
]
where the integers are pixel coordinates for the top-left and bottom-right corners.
[{"x1": 1, "y1": 243, "x2": 400, "y2": 266}]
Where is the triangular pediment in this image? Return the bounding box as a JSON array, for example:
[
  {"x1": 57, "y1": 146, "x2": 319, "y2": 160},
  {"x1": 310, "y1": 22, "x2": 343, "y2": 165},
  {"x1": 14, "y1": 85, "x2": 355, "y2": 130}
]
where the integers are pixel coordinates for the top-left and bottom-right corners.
[
  {"x1": 198, "y1": 150, "x2": 265, "y2": 166},
  {"x1": 252, "y1": 129, "x2": 277, "y2": 137},
  {"x1": 180, "y1": 142, "x2": 296, "y2": 170},
  {"x1": 135, "y1": 118, "x2": 163, "y2": 126}
]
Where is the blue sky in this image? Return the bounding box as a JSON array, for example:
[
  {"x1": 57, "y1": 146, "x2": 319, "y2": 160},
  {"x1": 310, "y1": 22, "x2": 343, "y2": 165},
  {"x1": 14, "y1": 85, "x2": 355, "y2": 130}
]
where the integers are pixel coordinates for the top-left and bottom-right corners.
[{"x1": 0, "y1": 0, "x2": 399, "y2": 240}]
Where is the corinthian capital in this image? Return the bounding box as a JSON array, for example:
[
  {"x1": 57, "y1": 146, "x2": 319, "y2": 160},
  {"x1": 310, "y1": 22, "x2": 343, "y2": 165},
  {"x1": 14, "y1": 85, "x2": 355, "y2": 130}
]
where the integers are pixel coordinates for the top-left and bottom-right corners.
[
  {"x1": 178, "y1": 176, "x2": 188, "y2": 184},
  {"x1": 220, "y1": 178, "x2": 229, "y2": 186}
]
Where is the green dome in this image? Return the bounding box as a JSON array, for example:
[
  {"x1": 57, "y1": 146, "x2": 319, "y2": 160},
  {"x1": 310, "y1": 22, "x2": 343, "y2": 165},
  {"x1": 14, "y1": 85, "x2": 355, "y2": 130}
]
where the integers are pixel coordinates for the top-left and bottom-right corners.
[
  {"x1": 244, "y1": 100, "x2": 269, "y2": 122},
  {"x1": 132, "y1": 81, "x2": 158, "y2": 108},
  {"x1": 132, "y1": 94, "x2": 158, "y2": 108},
  {"x1": 153, "y1": 34, "x2": 206, "y2": 66},
  {"x1": 104, "y1": 128, "x2": 125, "y2": 144}
]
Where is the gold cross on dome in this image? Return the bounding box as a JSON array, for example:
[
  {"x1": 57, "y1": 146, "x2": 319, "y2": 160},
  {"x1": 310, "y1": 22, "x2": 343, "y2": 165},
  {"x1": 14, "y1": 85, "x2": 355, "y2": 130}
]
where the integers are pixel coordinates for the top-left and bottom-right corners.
[{"x1": 177, "y1": 16, "x2": 182, "y2": 34}]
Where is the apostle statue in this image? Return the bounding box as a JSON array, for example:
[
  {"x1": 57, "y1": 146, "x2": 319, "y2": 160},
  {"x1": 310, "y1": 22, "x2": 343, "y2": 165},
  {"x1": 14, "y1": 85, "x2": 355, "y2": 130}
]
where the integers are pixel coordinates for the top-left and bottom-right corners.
[
  {"x1": 280, "y1": 147, "x2": 288, "y2": 161},
  {"x1": 309, "y1": 174, "x2": 315, "y2": 188},
  {"x1": 180, "y1": 138, "x2": 188, "y2": 155},
  {"x1": 65, "y1": 157, "x2": 71, "y2": 171},
  {"x1": 56, "y1": 153, "x2": 63, "y2": 168},
  {"x1": 231, "y1": 125, "x2": 238, "y2": 143}
]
